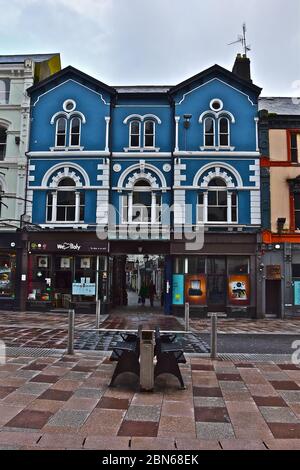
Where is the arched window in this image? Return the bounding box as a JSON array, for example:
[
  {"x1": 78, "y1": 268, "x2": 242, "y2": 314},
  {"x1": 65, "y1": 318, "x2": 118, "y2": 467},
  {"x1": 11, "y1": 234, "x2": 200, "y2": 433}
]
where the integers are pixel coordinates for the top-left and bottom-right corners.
[
  {"x1": 46, "y1": 177, "x2": 85, "y2": 223},
  {"x1": 69, "y1": 117, "x2": 81, "y2": 147},
  {"x1": 0, "y1": 126, "x2": 7, "y2": 160},
  {"x1": 55, "y1": 118, "x2": 67, "y2": 147},
  {"x1": 129, "y1": 120, "x2": 141, "y2": 148},
  {"x1": 219, "y1": 117, "x2": 230, "y2": 147},
  {"x1": 144, "y1": 120, "x2": 155, "y2": 148},
  {"x1": 122, "y1": 179, "x2": 161, "y2": 224},
  {"x1": 197, "y1": 177, "x2": 238, "y2": 224},
  {"x1": 204, "y1": 117, "x2": 215, "y2": 147}
]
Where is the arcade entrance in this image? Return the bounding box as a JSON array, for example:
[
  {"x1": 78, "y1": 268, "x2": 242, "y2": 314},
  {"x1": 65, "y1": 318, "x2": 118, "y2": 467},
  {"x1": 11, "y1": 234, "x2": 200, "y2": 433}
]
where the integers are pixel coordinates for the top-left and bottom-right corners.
[{"x1": 111, "y1": 254, "x2": 166, "y2": 313}]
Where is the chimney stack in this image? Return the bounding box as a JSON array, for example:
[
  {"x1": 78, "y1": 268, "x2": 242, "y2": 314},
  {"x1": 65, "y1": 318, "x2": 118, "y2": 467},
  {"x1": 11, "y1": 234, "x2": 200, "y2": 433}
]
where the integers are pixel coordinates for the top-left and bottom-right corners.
[{"x1": 232, "y1": 53, "x2": 252, "y2": 82}]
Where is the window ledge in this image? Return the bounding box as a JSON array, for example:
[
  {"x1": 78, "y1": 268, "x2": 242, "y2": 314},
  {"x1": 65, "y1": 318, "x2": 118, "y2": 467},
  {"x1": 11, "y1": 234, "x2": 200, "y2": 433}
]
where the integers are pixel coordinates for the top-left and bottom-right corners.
[
  {"x1": 123, "y1": 147, "x2": 160, "y2": 153},
  {"x1": 49, "y1": 146, "x2": 84, "y2": 152},
  {"x1": 200, "y1": 146, "x2": 235, "y2": 151}
]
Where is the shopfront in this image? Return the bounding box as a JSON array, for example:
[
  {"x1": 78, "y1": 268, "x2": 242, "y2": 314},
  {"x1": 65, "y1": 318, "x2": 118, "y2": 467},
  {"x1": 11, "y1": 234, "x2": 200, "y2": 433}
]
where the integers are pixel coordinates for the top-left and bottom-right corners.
[
  {"x1": 171, "y1": 233, "x2": 258, "y2": 318},
  {"x1": 27, "y1": 233, "x2": 109, "y2": 313},
  {"x1": 0, "y1": 232, "x2": 23, "y2": 311}
]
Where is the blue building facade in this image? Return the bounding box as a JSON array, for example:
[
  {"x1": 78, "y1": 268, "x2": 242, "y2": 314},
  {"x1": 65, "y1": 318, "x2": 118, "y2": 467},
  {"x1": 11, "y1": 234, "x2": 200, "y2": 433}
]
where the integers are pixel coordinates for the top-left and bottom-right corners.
[{"x1": 25, "y1": 56, "x2": 263, "y2": 317}]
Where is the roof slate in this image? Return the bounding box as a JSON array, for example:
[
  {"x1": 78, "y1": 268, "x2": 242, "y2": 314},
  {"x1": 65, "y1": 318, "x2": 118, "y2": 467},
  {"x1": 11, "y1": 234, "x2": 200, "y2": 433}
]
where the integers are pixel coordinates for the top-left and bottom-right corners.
[{"x1": 259, "y1": 97, "x2": 300, "y2": 115}]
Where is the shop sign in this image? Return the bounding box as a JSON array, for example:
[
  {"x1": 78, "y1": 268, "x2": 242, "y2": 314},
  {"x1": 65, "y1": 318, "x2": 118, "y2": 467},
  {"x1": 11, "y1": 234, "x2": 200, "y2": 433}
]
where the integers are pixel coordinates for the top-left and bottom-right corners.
[
  {"x1": 29, "y1": 240, "x2": 108, "y2": 253},
  {"x1": 228, "y1": 275, "x2": 250, "y2": 305},
  {"x1": 185, "y1": 274, "x2": 207, "y2": 305},
  {"x1": 72, "y1": 279, "x2": 96, "y2": 296},
  {"x1": 172, "y1": 274, "x2": 184, "y2": 305},
  {"x1": 57, "y1": 243, "x2": 81, "y2": 251},
  {"x1": 266, "y1": 265, "x2": 281, "y2": 280},
  {"x1": 294, "y1": 281, "x2": 300, "y2": 306}
]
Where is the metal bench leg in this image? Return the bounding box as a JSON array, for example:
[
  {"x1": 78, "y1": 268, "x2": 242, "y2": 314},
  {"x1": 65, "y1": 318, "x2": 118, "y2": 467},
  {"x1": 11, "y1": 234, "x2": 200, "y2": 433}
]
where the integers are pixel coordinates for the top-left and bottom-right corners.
[
  {"x1": 109, "y1": 351, "x2": 140, "y2": 387},
  {"x1": 154, "y1": 353, "x2": 186, "y2": 389}
]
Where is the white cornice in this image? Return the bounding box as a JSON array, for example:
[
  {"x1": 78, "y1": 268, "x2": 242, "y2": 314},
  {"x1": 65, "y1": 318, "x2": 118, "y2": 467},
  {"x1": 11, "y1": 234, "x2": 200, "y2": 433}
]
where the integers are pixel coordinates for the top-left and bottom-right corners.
[
  {"x1": 27, "y1": 150, "x2": 110, "y2": 157},
  {"x1": 174, "y1": 151, "x2": 260, "y2": 157},
  {"x1": 112, "y1": 152, "x2": 171, "y2": 157}
]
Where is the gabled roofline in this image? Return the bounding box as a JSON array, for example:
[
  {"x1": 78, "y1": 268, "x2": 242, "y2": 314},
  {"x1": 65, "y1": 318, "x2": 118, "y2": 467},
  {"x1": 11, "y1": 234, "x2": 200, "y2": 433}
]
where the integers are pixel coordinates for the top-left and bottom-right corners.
[
  {"x1": 168, "y1": 64, "x2": 262, "y2": 96},
  {"x1": 27, "y1": 65, "x2": 116, "y2": 96}
]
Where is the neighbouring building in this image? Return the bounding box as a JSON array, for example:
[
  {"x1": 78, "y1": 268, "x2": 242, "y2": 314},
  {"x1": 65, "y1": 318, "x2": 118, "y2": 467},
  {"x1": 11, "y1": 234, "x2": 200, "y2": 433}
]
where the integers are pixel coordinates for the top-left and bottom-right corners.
[
  {"x1": 25, "y1": 54, "x2": 263, "y2": 317},
  {"x1": 259, "y1": 97, "x2": 300, "y2": 317},
  {"x1": 0, "y1": 54, "x2": 61, "y2": 310}
]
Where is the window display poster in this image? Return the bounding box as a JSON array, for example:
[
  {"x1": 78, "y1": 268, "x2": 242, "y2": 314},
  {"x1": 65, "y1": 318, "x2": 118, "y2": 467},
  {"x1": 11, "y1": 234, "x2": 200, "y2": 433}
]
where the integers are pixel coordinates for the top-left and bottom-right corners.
[
  {"x1": 60, "y1": 257, "x2": 71, "y2": 269},
  {"x1": 72, "y1": 282, "x2": 96, "y2": 296},
  {"x1": 294, "y1": 281, "x2": 300, "y2": 305},
  {"x1": 172, "y1": 274, "x2": 184, "y2": 305},
  {"x1": 185, "y1": 274, "x2": 207, "y2": 305},
  {"x1": 228, "y1": 275, "x2": 250, "y2": 305}
]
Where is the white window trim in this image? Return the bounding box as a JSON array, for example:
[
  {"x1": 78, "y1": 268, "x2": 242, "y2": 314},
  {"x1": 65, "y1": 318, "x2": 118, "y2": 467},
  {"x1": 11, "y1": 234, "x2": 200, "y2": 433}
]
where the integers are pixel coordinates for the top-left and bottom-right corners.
[
  {"x1": 121, "y1": 189, "x2": 162, "y2": 225},
  {"x1": 218, "y1": 116, "x2": 230, "y2": 148},
  {"x1": 55, "y1": 117, "x2": 67, "y2": 148},
  {"x1": 144, "y1": 120, "x2": 155, "y2": 149},
  {"x1": 69, "y1": 117, "x2": 81, "y2": 148},
  {"x1": 197, "y1": 188, "x2": 238, "y2": 224},
  {"x1": 203, "y1": 117, "x2": 215, "y2": 148},
  {"x1": 129, "y1": 120, "x2": 141, "y2": 149},
  {"x1": 46, "y1": 186, "x2": 84, "y2": 224},
  {"x1": 210, "y1": 98, "x2": 224, "y2": 112}
]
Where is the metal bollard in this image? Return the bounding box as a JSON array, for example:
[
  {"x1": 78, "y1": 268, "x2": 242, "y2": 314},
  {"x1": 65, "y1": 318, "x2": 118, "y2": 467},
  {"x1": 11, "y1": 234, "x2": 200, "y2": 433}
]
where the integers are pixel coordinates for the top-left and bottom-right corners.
[
  {"x1": 185, "y1": 303, "x2": 190, "y2": 332},
  {"x1": 210, "y1": 313, "x2": 218, "y2": 359},
  {"x1": 96, "y1": 299, "x2": 101, "y2": 330},
  {"x1": 68, "y1": 309, "x2": 75, "y2": 355}
]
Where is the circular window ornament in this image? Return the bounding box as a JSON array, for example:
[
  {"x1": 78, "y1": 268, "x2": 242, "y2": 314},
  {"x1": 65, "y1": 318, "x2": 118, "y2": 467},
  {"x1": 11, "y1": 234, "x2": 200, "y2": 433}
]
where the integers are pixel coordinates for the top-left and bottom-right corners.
[
  {"x1": 163, "y1": 164, "x2": 171, "y2": 173},
  {"x1": 209, "y1": 99, "x2": 223, "y2": 112},
  {"x1": 113, "y1": 164, "x2": 122, "y2": 173},
  {"x1": 63, "y1": 99, "x2": 76, "y2": 112}
]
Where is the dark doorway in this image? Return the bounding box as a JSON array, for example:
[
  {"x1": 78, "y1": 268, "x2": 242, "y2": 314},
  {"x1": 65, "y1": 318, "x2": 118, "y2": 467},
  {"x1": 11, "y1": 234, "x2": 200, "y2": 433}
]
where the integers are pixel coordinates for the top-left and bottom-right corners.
[
  {"x1": 266, "y1": 280, "x2": 281, "y2": 317},
  {"x1": 207, "y1": 257, "x2": 226, "y2": 312}
]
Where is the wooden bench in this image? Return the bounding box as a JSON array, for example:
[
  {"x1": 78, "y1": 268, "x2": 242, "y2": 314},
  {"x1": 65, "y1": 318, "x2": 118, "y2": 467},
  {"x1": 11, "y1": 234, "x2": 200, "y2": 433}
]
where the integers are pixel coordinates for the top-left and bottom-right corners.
[
  {"x1": 154, "y1": 327, "x2": 186, "y2": 389},
  {"x1": 109, "y1": 327, "x2": 142, "y2": 387}
]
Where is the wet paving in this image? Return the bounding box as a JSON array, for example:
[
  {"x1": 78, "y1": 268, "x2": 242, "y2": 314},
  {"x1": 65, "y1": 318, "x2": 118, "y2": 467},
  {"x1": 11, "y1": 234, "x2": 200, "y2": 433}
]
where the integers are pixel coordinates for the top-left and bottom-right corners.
[{"x1": 74, "y1": 330, "x2": 210, "y2": 353}]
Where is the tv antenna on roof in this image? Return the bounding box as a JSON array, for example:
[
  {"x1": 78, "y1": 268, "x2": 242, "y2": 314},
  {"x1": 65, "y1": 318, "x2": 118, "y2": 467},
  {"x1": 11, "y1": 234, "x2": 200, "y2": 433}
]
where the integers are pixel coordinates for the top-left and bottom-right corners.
[{"x1": 228, "y1": 23, "x2": 251, "y2": 56}]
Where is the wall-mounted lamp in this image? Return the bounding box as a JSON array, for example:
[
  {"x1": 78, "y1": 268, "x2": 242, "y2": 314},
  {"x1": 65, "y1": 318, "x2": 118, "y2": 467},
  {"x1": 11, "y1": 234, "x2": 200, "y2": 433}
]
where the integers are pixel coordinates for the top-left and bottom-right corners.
[{"x1": 183, "y1": 114, "x2": 192, "y2": 129}]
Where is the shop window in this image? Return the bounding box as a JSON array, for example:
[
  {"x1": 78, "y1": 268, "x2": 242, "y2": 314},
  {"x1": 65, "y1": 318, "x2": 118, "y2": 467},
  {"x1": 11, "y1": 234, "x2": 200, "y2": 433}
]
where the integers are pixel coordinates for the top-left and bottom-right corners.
[
  {"x1": 0, "y1": 253, "x2": 16, "y2": 298},
  {"x1": 174, "y1": 257, "x2": 185, "y2": 274},
  {"x1": 207, "y1": 257, "x2": 226, "y2": 274},
  {"x1": 294, "y1": 194, "x2": 300, "y2": 230},
  {"x1": 46, "y1": 177, "x2": 85, "y2": 224},
  {"x1": 292, "y1": 264, "x2": 300, "y2": 277},
  {"x1": 187, "y1": 256, "x2": 206, "y2": 274},
  {"x1": 228, "y1": 257, "x2": 249, "y2": 275}
]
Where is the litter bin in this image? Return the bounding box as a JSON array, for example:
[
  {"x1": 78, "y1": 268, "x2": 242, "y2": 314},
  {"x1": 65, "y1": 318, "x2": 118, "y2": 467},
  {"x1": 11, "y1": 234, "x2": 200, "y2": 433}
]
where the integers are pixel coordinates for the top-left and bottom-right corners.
[{"x1": 140, "y1": 330, "x2": 155, "y2": 392}]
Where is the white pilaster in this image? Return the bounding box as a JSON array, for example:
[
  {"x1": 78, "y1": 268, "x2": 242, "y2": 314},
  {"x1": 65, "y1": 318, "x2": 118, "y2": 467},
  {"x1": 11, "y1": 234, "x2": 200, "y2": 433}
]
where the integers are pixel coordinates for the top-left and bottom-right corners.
[
  {"x1": 175, "y1": 116, "x2": 180, "y2": 152},
  {"x1": 105, "y1": 117, "x2": 110, "y2": 152}
]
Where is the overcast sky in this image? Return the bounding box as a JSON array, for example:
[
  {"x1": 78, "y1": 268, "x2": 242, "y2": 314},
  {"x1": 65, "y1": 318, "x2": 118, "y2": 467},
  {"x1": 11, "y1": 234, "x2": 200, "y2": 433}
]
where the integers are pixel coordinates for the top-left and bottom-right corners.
[{"x1": 0, "y1": 0, "x2": 299, "y2": 96}]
